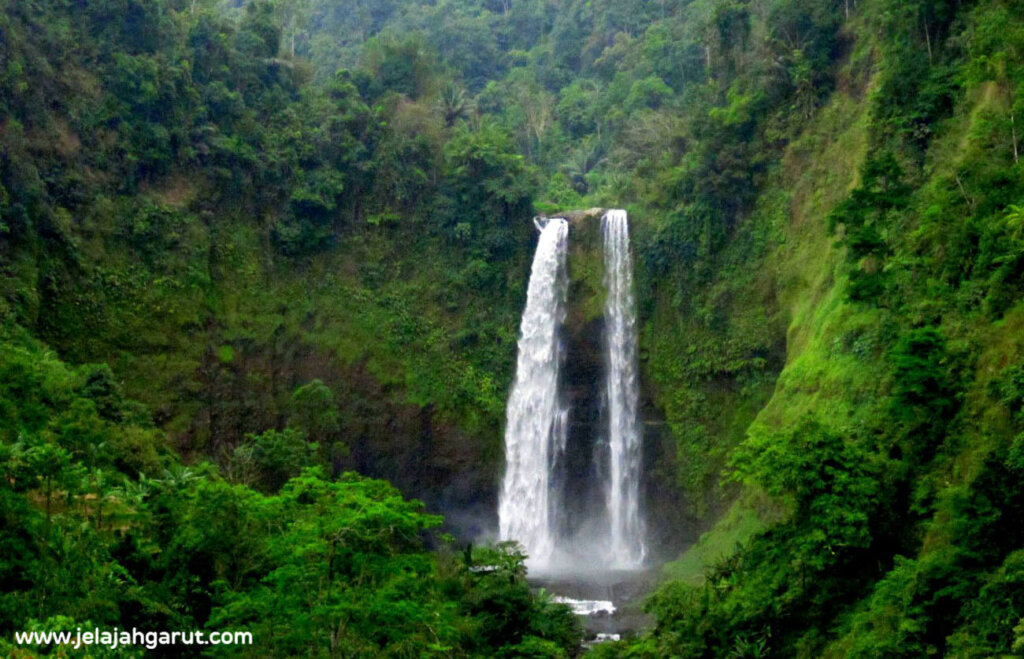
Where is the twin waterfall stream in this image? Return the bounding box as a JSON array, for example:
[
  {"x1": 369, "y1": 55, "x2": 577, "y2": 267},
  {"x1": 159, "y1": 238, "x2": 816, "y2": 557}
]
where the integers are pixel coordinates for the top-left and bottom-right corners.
[
  {"x1": 499, "y1": 210, "x2": 646, "y2": 632},
  {"x1": 498, "y1": 217, "x2": 569, "y2": 566},
  {"x1": 602, "y1": 210, "x2": 646, "y2": 569}
]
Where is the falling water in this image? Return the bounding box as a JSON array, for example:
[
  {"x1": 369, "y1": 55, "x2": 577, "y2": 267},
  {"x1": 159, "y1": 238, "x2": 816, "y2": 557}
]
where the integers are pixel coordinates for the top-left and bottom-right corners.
[
  {"x1": 602, "y1": 209, "x2": 645, "y2": 567},
  {"x1": 499, "y1": 218, "x2": 569, "y2": 568}
]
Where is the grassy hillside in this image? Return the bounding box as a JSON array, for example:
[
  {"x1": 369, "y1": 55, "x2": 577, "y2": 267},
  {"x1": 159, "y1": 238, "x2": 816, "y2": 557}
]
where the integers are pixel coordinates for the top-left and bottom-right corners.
[{"x1": 614, "y1": 2, "x2": 1024, "y2": 655}]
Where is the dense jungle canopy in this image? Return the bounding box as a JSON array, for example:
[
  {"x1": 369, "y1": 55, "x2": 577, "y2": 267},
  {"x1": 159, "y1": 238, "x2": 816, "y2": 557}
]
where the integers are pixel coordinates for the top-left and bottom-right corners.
[{"x1": 3, "y1": 0, "x2": 1024, "y2": 656}]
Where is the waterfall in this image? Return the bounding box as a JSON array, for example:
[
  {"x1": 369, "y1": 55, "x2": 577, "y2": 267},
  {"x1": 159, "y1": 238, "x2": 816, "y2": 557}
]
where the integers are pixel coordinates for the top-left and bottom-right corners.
[
  {"x1": 500, "y1": 211, "x2": 646, "y2": 571},
  {"x1": 499, "y1": 218, "x2": 569, "y2": 568},
  {"x1": 602, "y1": 209, "x2": 645, "y2": 568}
]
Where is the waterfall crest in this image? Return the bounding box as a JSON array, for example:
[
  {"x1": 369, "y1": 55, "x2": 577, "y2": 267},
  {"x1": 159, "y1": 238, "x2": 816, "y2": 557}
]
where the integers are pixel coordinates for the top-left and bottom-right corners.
[
  {"x1": 499, "y1": 218, "x2": 569, "y2": 568},
  {"x1": 602, "y1": 209, "x2": 646, "y2": 567}
]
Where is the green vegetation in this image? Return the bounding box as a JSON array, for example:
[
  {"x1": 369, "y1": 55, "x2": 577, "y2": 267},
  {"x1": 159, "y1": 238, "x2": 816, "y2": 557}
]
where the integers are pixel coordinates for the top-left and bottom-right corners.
[
  {"x1": 0, "y1": 328, "x2": 580, "y2": 657},
  {"x1": 4, "y1": 0, "x2": 1024, "y2": 655}
]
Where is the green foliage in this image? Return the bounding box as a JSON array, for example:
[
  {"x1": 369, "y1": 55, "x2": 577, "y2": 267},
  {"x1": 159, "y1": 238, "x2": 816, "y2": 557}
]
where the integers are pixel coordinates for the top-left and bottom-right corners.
[
  {"x1": 889, "y1": 327, "x2": 955, "y2": 427},
  {"x1": 289, "y1": 379, "x2": 341, "y2": 439},
  {"x1": 948, "y1": 550, "x2": 1024, "y2": 655},
  {"x1": 456, "y1": 542, "x2": 582, "y2": 654},
  {"x1": 228, "y1": 428, "x2": 319, "y2": 492},
  {"x1": 209, "y1": 470, "x2": 449, "y2": 655},
  {"x1": 0, "y1": 362, "x2": 581, "y2": 655},
  {"x1": 361, "y1": 34, "x2": 438, "y2": 101},
  {"x1": 7, "y1": 0, "x2": 1024, "y2": 656},
  {"x1": 735, "y1": 419, "x2": 882, "y2": 568},
  {"x1": 441, "y1": 119, "x2": 537, "y2": 256},
  {"x1": 828, "y1": 153, "x2": 911, "y2": 302}
]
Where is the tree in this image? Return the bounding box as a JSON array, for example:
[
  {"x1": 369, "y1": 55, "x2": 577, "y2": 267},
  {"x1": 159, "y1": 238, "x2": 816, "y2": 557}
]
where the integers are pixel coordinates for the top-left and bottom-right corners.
[
  {"x1": 442, "y1": 119, "x2": 537, "y2": 256},
  {"x1": 208, "y1": 470, "x2": 459, "y2": 656},
  {"x1": 734, "y1": 419, "x2": 880, "y2": 570},
  {"x1": 289, "y1": 379, "x2": 341, "y2": 439}
]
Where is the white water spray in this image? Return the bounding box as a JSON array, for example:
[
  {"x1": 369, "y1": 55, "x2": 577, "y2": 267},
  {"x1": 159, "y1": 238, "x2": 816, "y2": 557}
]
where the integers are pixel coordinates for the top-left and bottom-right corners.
[
  {"x1": 499, "y1": 218, "x2": 569, "y2": 568},
  {"x1": 602, "y1": 209, "x2": 645, "y2": 567}
]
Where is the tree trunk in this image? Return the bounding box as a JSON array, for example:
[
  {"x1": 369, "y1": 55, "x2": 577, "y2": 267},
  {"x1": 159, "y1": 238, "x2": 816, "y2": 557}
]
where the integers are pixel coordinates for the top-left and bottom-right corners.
[
  {"x1": 924, "y1": 22, "x2": 933, "y2": 63},
  {"x1": 1012, "y1": 113, "x2": 1019, "y2": 165}
]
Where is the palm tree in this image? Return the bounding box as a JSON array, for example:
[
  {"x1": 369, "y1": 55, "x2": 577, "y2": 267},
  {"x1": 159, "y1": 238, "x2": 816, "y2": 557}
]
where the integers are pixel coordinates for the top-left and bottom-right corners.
[
  {"x1": 110, "y1": 476, "x2": 153, "y2": 527},
  {"x1": 561, "y1": 136, "x2": 605, "y2": 194},
  {"x1": 81, "y1": 467, "x2": 112, "y2": 529},
  {"x1": 437, "y1": 81, "x2": 472, "y2": 127},
  {"x1": 1005, "y1": 204, "x2": 1024, "y2": 241},
  {"x1": 157, "y1": 464, "x2": 201, "y2": 493}
]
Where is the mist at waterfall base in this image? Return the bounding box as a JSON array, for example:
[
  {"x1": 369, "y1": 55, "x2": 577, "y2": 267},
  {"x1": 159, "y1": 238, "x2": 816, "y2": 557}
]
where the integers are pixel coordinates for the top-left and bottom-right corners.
[{"x1": 498, "y1": 211, "x2": 647, "y2": 577}]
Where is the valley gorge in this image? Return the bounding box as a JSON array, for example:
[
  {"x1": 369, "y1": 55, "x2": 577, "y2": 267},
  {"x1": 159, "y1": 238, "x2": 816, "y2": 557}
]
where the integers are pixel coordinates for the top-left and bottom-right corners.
[{"x1": 3, "y1": 0, "x2": 1024, "y2": 656}]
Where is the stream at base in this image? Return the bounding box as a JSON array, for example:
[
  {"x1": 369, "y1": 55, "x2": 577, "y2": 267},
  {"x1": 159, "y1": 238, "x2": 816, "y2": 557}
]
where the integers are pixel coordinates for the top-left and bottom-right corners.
[{"x1": 530, "y1": 567, "x2": 657, "y2": 644}]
